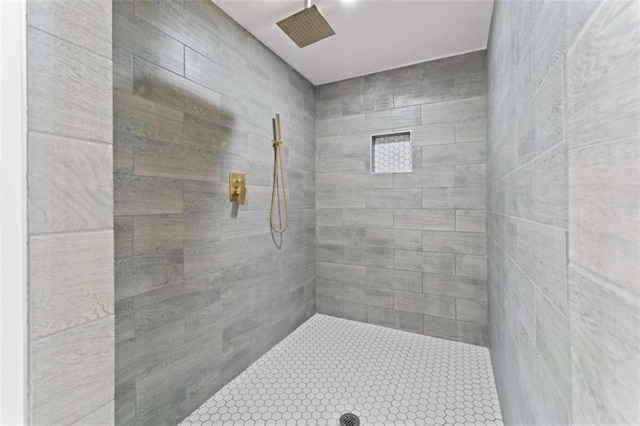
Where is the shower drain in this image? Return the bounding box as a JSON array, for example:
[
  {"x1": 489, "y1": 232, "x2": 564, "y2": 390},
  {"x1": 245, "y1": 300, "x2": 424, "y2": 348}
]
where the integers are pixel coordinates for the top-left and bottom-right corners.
[{"x1": 339, "y1": 413, "x2": 360, "y2": 426}]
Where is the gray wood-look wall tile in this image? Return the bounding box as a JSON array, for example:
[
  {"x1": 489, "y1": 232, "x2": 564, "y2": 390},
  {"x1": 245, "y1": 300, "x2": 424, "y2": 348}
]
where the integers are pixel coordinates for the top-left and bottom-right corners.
[
  {"x1": 392, "y1": 166, "x2": 454, "y2": 188},
  {"x1": 29, "y1": 132, "x2": 113, "y2": 233},
  {"x1": 455, "y1": 210, "x2": 486, "y2": 232},
  {"x1": 421, "y1": 96, "x2": 486, "y2": 124},
  {"x1": 28, "y1": 28, "x2": 112, "y2": 143},
  {"x1": 422, "y1": 231, "x2": 487, "y2": 255},
  {"x1": 134, "y1": 137, "x2": 220, "y2": 182},
  {"x1": 394, "y1": 291, "x2": 456, "y2": 319},
  {"x1": 114, "y1": 90, "x2": 184, "y2": 145},
  {"x1": 367, "y1": 306, "x2": 423, "y2": 334},
  {"x1": 366, "y1": 189, "x2": 422, "y2": 209},
  {"x1": 366, "y1": 267, "x2": 422, "y2": 293},
  {"x1": 366, "y1": 227, "x2": 422, "y2": 251},
  {"x1": 28, "y1": 0, "x2": 112, "y2": 57},
  {"x1": 31, "y1": 316, "x2": 114, "y2": 425},
  {"x1": 114, "y1": 174, "x2": 183, "y2": 216},
  {"x1": 113, "y1": 4, "x2": 184, "y2": 74},
  {"x1": 423, "y1": 273, "x2": 487, "y2": 301},
  {"x1": 456, "y1": 255, "x2": 487, "y2": 279},
  {"x1": 422, "y1": 142, "x2": 486, "y2": 166},
  {"x1": 134, "y1": 0, "x2": 221, "y2": 61},
  {"x1": 394, "y1": 250, "x2": 455, "y2": 274},
  {"x1": 30, "y1": 231, "x2": 114, "y2": 339},
  {"x1": 393, "y1": 209, "x2": 455, "y2": 231}
]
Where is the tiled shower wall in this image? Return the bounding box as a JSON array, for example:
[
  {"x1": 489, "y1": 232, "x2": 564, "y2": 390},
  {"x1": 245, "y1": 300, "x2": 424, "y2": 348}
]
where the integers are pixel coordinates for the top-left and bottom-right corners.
[
  {"x1": 113, "y1": 1, "x2": 316, "y2": 424},
  {"x1": 316, "y1": 51, "x2": 489, "y2": 346},
  {"x1": 26, "y1": 0, "x2": 115, "y2": 424},
  {"x1": 487, "y1": 0, "x2": 639, "y2": 424}
]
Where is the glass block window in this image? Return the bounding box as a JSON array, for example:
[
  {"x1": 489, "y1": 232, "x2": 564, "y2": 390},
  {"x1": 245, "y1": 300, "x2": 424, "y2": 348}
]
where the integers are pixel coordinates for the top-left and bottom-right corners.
[{"x1": 371, "y1": 131, "x2": 412, "y2": 174}]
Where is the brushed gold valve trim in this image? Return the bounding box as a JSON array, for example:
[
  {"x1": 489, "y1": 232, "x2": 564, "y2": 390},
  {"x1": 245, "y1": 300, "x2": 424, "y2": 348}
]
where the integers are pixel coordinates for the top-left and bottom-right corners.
[{"x1": 229, "y1": 172, "x2": 247, "y2": 204}]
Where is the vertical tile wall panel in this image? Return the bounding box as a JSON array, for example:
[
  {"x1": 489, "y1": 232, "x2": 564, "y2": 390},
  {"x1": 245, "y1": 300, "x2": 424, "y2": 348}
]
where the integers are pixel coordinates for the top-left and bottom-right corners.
[
  {"x1": 27, "y1": 0, "x2": 114, "y2": 423},
  {"x1": 317, "y1": 51, "x2": 488, "y2": 346},
  {"x1": 113, "y1": 0, "x2": 316, "y2": 423}
]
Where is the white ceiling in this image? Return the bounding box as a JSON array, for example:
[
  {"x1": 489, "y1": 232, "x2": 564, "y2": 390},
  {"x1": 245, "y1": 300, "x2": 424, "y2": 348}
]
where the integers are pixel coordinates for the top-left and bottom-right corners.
[{"x1": 215, "y1": 0, "x2": 495, "y2": 86}]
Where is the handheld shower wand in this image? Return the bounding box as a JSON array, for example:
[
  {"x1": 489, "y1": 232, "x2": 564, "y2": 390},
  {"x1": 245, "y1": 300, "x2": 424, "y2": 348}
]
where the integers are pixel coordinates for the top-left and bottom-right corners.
[{"x1": 270, "y1": 113, "x2": 290, "y2": 233}]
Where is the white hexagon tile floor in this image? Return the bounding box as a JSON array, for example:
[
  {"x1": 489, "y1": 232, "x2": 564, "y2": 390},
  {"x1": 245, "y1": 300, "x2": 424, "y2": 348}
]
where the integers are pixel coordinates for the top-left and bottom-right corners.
[{"x1": 180, "y1": 314, "x2": 503, "y2": 426}]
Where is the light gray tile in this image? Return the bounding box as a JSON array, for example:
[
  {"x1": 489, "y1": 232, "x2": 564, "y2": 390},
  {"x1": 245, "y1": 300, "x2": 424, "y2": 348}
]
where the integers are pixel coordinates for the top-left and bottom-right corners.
[
  {"x1": 392, "y1": 166, "x2": 454, "y2": 188},
  {"x1": 423, "y1": 273, "x2": 487, "y2": 302},
  {"x1": 317, "y1": 190, "x2": 366, "y2": 209},
  {"x1": 28, "y1": 28, "x2": 112, "y2": 143},
  {"x1": 115, "y1": 216, "x2": 133, "y2": 258},
  {"x1": 184, "y1": 0, "x2": 248, "y2": 53},
  {"x1": 536, "y1": 291, "x2": 571, "y2": 397},
  {"x1": 317, "y1": 114, "x2": 365, "y2": 137},
  {"x1": 456, "y1": 299, "x2": 488, "y2": 324},
  {"x1": 516, "y1": 220, "x2": 567, "y2": 314},
  {"x1": 28, "y1": 0, "x2": 112, "y2": 57},
  {"x1": 394, "y1": 291, "x2": 456, "y2": 319},
  {"x1": 569, "y1": 264, "x2": 640, "y2": 425},
  {"x1": 115, "y1": 251, "x2": 184, "y2": 301},
  {"x1": 456, "y1": 255, "x2": 487, "y2": 279},
  {"x1": 518, "y1": 59, "x2": 564, "y2": 165},
  {"x1": 113, "y1": 4, "x2": 184, "y2": 74},
  {"x1": 113, "y1": 47, "x2": 133, "y2": 93},
  {"x1": 30, "y1": 231, "x2": 114, "y2": 339},
  {"x1": 366, "y1": 228, "x2": 421, "y2": 251},
  {"x1": 394, "y1": 209, "x2": 455, "y2": 231},
  {"x1": 456, "y1": 210, "x2": 486, "y2": 232},
  {"x1": 134, "y1": 214, "x2": 184, "y2": 255},
  {"x1": 455, "y1": 118, "x2": 487, "y2": 143},
  {"x1": 135, "y1": 0, "x2": 220, "y2": 61},
  {"x1": 422, "y1": 231, "x2": 486, "y2": 255},
  {"x1": 31, "y1": 316, "x2": 114, "y2": 425},
  {"x1": 343, "y1": 283, "x2": 394, "y2": 308},
  {"x1": 422, "y1": 141, "x2": 486, "y2": 166},
  {"x1": 423, "y1": 51, "x2": 487, "y2": 81},
  {"x1": 364, "y1": 64, "x2": 424, "y2": 93},
  {"x1": 366, "y1": 188, "x2": 421, "y2": 209},
  {"x1": 73, "y1": 400, "x2": 114, "y2": 426},
  {"x1": 394, "y1": 250, "x2": 455, "y2": 274},
  {"x1": 114, "y1": 90, "x2": 184, "y2": 146},
  {"x1": 134, "y1": 137, "x2": 220, "y2": 182},
  {"x1": 531, "y1": 0, "x2": 565, "y2": 88},
  {"x1": 422, "y1": 187, "x2": 486, "y2": 209},
  {"x1": 317, "y1": 262, "x2": 366, "y2": 286},
  {"x1": 411, "y1": 123, "x2": 455, "y2": 146},
  {"x1": 29, "y1": 133, "x2": 113, "y2": 233},
  {"x1": 343, "y1": 246, "x2": 394, "y2": 268},
  {"x1": 532, "y1": 142, "x2": 567, "y2": 227},
  {"x1": 113, "y1": 131, "x2": 134, "y2": 174},
  {"x1": 366, "y1": 267, "x2": 422, "y2": 293},
  {"x1": 455, "y1": 164, "x2": 486, "y2": 187},
  {"x1": 367, "y1": 306, "x2": 424, "y2": 333},
  {"x1": 343, "y1": 209, "x2": 394, "y2": 228},
  {"x1": 566, "y1": 0, "x2": 639, "y2": 293},
  {"x1": 422, "y1": 96, "x2": 486, "y2": 124},
  {"x1": 393, "y1": 79, "x2": 455, "y2": 107},
  {"x1": 455, "y1": 73, "x2": 487, "y2": 98},
  {"x1": 114, "y1": 174, "x2": 183, "y2": 216},
  {"x1": 318, "y1": 225, "x2": 366, "y2": 247},
  {"x1": 366, "y1": 106, "x2": 422, "y2": 131}
]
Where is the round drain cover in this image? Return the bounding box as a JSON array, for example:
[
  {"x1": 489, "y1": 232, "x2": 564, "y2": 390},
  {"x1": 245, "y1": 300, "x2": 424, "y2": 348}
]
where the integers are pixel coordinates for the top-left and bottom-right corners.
[{"x1": 340, "y1": 413, "x2": 360, "y2": 426}]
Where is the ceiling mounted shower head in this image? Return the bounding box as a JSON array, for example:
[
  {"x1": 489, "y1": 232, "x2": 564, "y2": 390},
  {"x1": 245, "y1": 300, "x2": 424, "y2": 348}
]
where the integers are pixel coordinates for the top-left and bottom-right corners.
[{"x1": 277, "y1": 0, "x2": 335, "y2": 48}]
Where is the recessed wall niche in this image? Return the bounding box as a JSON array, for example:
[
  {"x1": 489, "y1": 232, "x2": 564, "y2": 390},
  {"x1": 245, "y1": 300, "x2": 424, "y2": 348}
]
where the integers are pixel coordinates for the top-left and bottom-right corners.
[{"x1": 370, "y1": 131, "x2": 412, "y2": 174}]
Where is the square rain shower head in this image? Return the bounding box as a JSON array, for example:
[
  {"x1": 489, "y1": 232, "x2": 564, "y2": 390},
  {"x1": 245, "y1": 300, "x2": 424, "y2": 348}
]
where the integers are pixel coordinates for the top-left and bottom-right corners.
[{"x1": 277, "y1": 5, "x2": 336, "y2": 48}]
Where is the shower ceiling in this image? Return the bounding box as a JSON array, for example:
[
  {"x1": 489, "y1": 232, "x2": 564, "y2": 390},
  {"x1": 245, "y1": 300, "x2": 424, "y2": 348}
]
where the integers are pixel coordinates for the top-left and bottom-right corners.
[{"x1": 215, "y1": 0, "x2": 494, "y2": 85}]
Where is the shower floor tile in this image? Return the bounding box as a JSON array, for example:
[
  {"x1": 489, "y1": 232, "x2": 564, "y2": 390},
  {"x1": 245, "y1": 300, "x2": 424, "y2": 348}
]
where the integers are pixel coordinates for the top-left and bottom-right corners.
[{"x1": 180, "y1": 314, "x2": 502, "y2": 426}]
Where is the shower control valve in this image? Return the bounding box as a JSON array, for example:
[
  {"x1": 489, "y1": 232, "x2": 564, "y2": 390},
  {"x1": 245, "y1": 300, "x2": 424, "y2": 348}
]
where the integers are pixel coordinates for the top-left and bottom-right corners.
[{"x1": 229, "y1": 172, "x2": 247, "y2": 205}]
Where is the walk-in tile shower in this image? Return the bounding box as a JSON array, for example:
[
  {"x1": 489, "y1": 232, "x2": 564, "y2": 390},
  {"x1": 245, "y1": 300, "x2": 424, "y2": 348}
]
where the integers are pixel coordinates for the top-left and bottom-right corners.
[{"x1": 15, "y1": 0, "x2": 639, "y2": 425}]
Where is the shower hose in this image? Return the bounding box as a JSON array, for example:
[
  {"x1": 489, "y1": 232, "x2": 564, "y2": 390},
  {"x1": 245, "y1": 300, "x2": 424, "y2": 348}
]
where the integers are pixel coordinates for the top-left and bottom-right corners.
[{"x1": 270, "y1": 116, "x2": 290, "y2": 233}]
